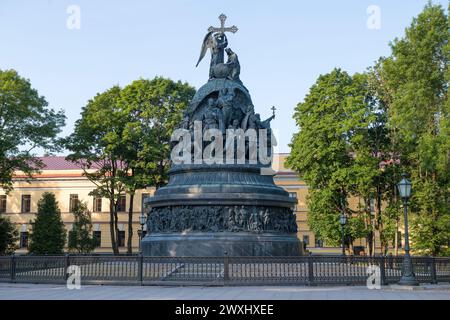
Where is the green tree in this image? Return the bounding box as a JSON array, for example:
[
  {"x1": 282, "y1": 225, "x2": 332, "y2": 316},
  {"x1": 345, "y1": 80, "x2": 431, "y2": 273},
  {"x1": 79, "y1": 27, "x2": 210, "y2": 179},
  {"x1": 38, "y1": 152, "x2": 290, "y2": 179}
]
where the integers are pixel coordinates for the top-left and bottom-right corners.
[
  {"x1": 365, "y1": 58, "x2": 404, "y2": 255},
  {"x1": 68, "y1": 201, "x2": 96, "y2": 254},
  {"x1": 289, "y1": 3, "x2": 450, "y2": 257},
  {"x1": 65, "y1": 86, "x2": 126, "y2": 255},
  {"x1": 0, "y1": 216, "x2": 18, "y2": 255},
  {"x1": 66, "y1": 77, "x2": 195, "y2": 254},
  {"x1": 118, "y1": 77, "x2": 195, "y2": 253},
  {"x1": 349, "y1": 67, "x2": 405, "y2": 256},
  {"x1": 28, "y1": 192, "x2": 66, "y2": 254},
  {"x1": 0, "y1": 69, "x2": 65, "y2": 193},
  {"x1": 287, "y1": 69, "x2": 371, "y2": 251},
  {"x1": 380, "y1": 3, "x2": 449, "y2": 256}
]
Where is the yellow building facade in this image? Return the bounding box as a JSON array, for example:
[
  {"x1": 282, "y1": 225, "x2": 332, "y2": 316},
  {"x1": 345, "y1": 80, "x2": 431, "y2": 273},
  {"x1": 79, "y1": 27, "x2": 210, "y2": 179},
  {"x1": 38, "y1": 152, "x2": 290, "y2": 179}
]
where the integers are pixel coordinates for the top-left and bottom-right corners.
[{"x1": 1, "y1": 154, "x2": 390, "y2": 255}]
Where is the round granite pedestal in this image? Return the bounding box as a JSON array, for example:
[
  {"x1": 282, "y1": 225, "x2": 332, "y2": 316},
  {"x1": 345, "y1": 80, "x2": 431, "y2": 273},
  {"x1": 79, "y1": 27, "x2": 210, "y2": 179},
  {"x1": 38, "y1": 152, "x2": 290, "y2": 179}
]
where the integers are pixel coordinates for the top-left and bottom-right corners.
[
  {"x1": 141, "y1": 163, "x2": 303, "y2": 257},
  {"x1": 141, "y1": 232, "x2": 302, "y2": 257}
]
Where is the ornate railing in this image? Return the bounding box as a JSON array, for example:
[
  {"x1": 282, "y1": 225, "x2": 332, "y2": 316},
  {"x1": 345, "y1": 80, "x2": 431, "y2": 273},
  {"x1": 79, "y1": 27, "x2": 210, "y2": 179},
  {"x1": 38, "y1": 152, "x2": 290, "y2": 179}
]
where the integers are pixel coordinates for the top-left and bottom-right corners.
[{"x1": 0, "y1": 255, "x2": 449, "y2": 286}]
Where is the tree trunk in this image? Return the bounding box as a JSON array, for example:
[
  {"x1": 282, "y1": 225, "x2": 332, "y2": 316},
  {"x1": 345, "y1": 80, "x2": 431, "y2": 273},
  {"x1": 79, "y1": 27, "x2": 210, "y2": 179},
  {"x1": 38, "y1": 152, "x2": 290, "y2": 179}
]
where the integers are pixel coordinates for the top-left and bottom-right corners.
[
  {"x1": 394, "y1": 218, "x2": 399, "y2": 256},
  {"x1": 113, "y1": 203, "x2": 120, "y2": 255},
  {"x1": 364, "y1": 197, "x2": 373, "y2": 256},
  {"x1": 110, "y1": 160, "x2": 120, "y2": 255},
  {"x1": 127, "y1": 192, "x2": 135, "y2": 254},
  {"x1": 109, "y1": 197, "x2": 119, "y2": 255},
  {"x1": 372, "y1": 215, "x2": 376, "y2": 255}
]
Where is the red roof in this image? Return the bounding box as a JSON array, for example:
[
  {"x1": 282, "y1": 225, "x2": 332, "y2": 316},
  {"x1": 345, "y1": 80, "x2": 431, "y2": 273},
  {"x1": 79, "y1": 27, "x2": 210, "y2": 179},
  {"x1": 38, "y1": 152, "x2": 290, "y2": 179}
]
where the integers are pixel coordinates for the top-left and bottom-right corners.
[
  {"x1": 38, "y1": 156, "x2": 84, "y2": 170},
  {"x1": 36, "y1": 157, "x2": 122, "y2": 171}
]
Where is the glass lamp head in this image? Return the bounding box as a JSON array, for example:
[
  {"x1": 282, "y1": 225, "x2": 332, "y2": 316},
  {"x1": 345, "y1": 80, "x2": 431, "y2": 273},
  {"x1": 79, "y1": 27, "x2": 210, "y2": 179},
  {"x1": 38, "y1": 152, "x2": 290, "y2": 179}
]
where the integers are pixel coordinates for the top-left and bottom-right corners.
[
  {"x1": 398, "y1": 174, "x2": 412, "y2": 199},
  {"x1": 339, "y1": 214, "x2": 347, "y2": 226},
  {"x1": 139, "y1": 213, "x2": 147, "y2": 226}
]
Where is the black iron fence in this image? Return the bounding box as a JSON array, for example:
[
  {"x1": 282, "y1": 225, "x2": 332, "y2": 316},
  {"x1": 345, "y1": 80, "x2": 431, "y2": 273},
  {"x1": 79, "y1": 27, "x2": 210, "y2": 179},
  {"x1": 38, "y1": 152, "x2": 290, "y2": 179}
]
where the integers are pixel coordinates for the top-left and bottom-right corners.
[{"x1": 0, "y1": 255, "x2": 449, "y2": 286}]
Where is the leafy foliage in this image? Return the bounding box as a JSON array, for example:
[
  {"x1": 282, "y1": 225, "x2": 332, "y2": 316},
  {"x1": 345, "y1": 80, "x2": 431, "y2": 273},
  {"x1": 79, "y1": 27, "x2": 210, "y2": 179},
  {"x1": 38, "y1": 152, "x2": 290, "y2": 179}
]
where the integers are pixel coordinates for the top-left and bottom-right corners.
[
  {"x1": 0, "y1": 69, "x2": 65, "y2": 193},
  {"x1": 118, "y1": 77, "x2": 195, "y2": 252},
  {"x1": 381, "y1": 3, "x2": 449, "y2": 256},
  {"x1": 119, "y1": 77, "x2": 196, "y2": 190},
  {"x1": 65, "y1": 86, "x2": 128, "y2": 254},
  {"x1": 65, "y1": 77, "x2": 194, "y2": 254},
  {"x1": 288, "y1": 3, "x2": 449, "y2": 256},
  {"x1": 28, "y1": 192, "x2": 66, "y2": 254},
  {"x1": 287, "y1": 69, "x2": 371, "y2": 250},
  {"x1": 68, "y1": 201, "x2": 96, "y2": 254},
  {"x1": 0, "y1": 216, "x2": 18, "y2": 255}
]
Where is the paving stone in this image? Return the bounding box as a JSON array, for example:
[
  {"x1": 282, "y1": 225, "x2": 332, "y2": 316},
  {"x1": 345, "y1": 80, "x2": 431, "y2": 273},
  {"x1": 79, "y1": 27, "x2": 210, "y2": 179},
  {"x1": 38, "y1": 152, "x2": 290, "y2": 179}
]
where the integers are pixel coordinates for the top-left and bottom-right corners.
[{"x1": 1, "y1": 283, "x2": 450, "y2": 300}]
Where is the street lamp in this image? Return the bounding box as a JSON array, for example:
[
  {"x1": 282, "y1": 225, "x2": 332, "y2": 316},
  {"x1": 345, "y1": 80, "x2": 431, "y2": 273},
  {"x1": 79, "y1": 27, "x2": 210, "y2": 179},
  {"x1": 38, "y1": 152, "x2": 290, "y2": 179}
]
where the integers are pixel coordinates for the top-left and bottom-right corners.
[
  {"x1": 397, "y1": 173, "x2": 418, "y2": 286},
  {"x1": 339, "y1": 213, "x2": 347, "y2": 256},
  {"x1": 138, "y1": 212, "x2": 147, "y2": 254}
]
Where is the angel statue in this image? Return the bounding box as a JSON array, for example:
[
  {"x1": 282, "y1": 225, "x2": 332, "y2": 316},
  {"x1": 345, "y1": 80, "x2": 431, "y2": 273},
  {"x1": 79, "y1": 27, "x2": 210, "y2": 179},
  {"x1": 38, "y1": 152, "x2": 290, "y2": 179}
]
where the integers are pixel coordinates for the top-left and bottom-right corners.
[{"x1": 196, "y1": 32, "x2": 228, "y2": 79}]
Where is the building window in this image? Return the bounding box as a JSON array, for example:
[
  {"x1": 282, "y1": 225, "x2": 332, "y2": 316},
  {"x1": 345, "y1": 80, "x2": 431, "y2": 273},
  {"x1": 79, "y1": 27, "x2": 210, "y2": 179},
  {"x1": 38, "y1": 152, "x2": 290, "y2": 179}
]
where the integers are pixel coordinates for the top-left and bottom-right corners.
[
  {"x1": 93, "y1": 231, "x2": 101, "y2": 247},
  {"x1": 21, "y1": 195, "x2": 31, "y2": 213},
  {"x1": 315, "y1": 235, "x2": 324, "y2": 248},
  {"x1": 20, "y1": 232, "x2": 29, "y2": 248},
  {"x1": 69, "y1": 194, "x2": 79, "y2": 212},
  {"x1": 303, "y1": 235, "x2": 310, "y2": 245},
  {"x1": 117, "y1": 195, "x2": 126, "y2": 212},
  {"x1": 118, "y1": 230, "x2": 125, "y2": 247},
  {"x1": 0, "y1": 195, "x2": 6, "y2": 213},
  {"x1": 93, "y1": 196, "x2": 102, "y2": 213}
]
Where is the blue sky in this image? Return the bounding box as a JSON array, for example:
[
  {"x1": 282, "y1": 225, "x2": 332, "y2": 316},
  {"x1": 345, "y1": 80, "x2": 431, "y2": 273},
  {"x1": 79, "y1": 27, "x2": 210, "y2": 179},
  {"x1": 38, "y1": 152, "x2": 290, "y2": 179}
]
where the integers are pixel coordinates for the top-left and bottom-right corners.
[{"x1": 0, "y1": 0, "x2": 447, "y2": 153}]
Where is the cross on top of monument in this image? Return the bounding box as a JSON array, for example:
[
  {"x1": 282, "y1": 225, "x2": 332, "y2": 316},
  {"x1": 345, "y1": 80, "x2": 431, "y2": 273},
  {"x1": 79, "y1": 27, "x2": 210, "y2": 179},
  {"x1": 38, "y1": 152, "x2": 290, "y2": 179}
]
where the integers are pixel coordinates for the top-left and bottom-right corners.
[
  {"x1": 208, "y1": 13, "x2": 238, "y2": 34},
  {"x1": 271, "y1": 106, "x2": 277, "y2": 116}
]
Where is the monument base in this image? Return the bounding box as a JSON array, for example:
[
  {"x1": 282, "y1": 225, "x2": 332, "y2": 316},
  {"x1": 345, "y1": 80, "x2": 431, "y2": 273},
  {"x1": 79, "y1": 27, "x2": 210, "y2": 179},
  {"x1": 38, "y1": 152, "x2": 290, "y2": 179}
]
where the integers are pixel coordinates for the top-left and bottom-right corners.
[{"x1": 141, "y1": 232, "x2": 303, "y2": 257}]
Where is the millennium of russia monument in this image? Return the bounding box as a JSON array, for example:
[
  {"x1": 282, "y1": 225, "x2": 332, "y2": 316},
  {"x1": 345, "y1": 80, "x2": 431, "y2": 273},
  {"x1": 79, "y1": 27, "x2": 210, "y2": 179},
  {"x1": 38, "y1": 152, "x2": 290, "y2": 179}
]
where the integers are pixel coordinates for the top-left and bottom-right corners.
[{"x1": 142, "y1": 14, "x2": 303, "y2": 256}]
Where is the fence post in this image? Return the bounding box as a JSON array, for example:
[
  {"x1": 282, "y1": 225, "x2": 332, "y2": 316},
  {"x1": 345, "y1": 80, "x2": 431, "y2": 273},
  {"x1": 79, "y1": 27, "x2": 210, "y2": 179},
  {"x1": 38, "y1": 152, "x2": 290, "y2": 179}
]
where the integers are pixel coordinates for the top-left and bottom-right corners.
[
  {"x1": 10, "y1": 254, "x2": 16, "y2": 282},
  {"x1": 379, "y1": 256, "x2": 386, "y2": 286},
  {"x1": 308, "y1": 255, "x2": 314, "y2": 286},
  {"x1": 138, "y1": 253, "x2": 143, "y2": 285},
  {"x1": 223, "y1": 251, "x2": 229, "y2": 284},
  {"x1": 430, "y1": 256, "x2": 437, "y2": 284}
]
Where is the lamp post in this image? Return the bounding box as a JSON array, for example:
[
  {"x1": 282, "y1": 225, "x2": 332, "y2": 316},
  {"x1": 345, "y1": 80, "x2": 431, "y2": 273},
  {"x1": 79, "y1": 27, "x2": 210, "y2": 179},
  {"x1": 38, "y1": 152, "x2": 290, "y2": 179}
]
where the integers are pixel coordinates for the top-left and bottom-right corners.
[
  {"x1": 397, "y1": 173, "x2": 418, "y2": 286},
  {"x1": 138, "y1": 212, "x2": 147, "y2": 254},
  {"x1": 339, "y1": 213, "x2": 347, "y2": 256}
]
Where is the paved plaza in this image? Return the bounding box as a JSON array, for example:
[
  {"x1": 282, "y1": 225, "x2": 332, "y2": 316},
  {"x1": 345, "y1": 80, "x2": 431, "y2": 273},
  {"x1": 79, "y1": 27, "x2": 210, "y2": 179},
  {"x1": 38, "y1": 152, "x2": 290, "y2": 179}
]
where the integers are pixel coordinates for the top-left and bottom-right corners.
[{"x1": 0, "y1": 283, "x2": 450, "y2": 300}]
